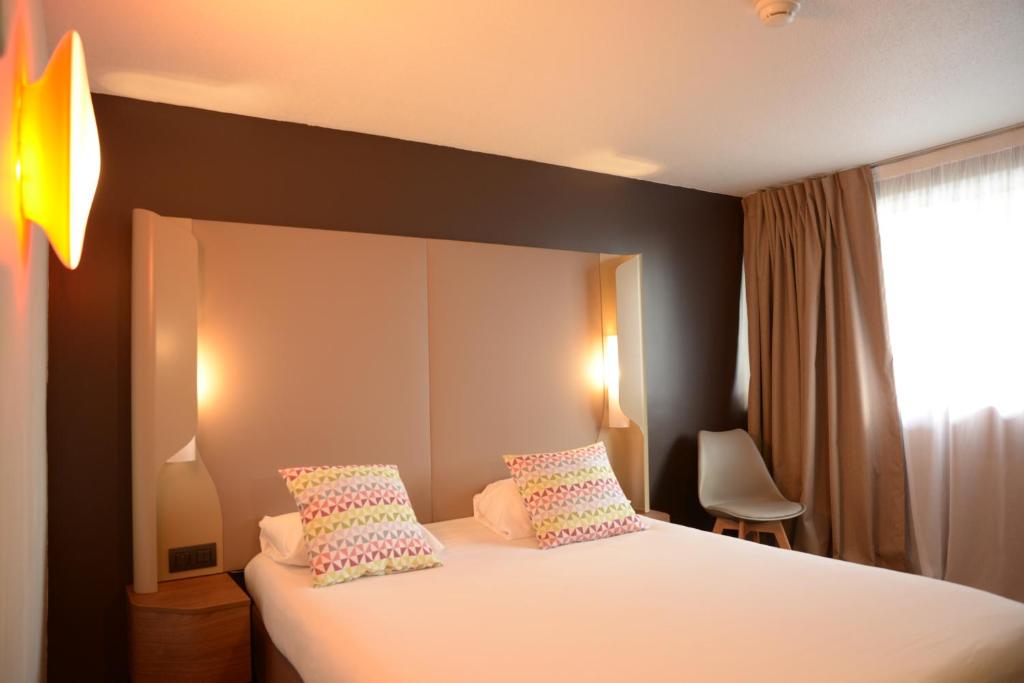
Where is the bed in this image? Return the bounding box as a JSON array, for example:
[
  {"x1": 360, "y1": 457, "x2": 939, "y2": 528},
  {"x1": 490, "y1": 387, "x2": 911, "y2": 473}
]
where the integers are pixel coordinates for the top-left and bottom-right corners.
[
  {"x1": 133, "y1": 213, "x2": 1024, "y2": 680},
  {"x1": 245, "y1": 517, "x2": 1024, "y2": 683}
]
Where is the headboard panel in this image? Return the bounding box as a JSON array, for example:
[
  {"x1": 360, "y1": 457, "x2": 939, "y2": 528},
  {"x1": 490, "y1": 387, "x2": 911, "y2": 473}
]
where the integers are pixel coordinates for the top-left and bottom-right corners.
[
  {"x1": 426, "y1": 239, "x2": 604, "y2": 520},
  {"x1": 193, "y1": 220, "x2": 433, "y2": 570},
  {"x1": 132, "y1": 210, "x2": 646, "y2": 586}
]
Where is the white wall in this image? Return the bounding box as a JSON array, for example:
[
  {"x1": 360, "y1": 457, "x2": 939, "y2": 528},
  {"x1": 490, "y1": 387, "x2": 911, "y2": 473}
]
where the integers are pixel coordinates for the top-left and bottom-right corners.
[{"x1": 0, "y1": 0, "x2": 49, "y2": 679}]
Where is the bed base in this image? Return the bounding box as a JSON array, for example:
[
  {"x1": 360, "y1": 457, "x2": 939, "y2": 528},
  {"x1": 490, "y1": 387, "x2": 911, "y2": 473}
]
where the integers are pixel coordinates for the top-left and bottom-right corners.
[{"x1": 252, "y1": 604, "x2": 304, "y2": 683}]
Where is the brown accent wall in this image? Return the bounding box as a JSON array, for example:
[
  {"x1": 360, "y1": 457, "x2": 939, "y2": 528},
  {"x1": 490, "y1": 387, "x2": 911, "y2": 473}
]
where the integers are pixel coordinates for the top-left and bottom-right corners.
[{"x1": 47, "y1": 94, "x2": 744, "y2": 681}]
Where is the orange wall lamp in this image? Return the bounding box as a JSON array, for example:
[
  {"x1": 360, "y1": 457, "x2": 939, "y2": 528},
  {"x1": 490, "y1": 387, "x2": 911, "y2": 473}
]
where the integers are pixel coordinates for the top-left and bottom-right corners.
[{"x1": 3, "y1": 5, "x2": 100, "y2": 269}]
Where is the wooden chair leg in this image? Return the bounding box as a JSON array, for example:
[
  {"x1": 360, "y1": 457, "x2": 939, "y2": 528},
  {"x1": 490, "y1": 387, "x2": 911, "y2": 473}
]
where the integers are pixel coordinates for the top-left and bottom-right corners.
[
  {"x1": 769, "y1": 521, "x2": 792, "y2": 550},
  {"x1": 714, "y1": 517, "x2": 793, "y2": 548}
]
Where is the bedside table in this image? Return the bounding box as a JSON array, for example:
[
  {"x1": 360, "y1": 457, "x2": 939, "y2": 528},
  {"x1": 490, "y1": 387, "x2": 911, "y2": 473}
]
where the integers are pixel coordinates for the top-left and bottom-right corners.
[
  {"x1": 127, "y1": 573, "x2": 251, "y2": 683},
  {"x1": 641, "y1": 510, "x2": 671, "y2": 522}
]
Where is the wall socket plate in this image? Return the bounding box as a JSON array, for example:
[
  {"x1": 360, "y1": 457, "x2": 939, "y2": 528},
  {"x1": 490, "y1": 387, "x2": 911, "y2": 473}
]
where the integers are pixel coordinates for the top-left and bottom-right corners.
[{"x1": 168, "y1": 543, "x2": 217, "y2": 573}]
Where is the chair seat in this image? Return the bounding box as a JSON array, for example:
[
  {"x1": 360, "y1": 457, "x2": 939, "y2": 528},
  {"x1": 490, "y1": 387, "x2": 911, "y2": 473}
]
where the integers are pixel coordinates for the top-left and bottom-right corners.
[{"x1": 706, "y1": 498, "x2": 805, "y2": 522}]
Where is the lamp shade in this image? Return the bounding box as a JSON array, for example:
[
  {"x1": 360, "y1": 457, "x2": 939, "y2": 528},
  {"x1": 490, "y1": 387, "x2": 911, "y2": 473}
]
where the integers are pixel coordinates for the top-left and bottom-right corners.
[
  {"x1": 19, "y1": 30, "x2": 100, "y2": 270},
  {"x1": 605, "y1": 334, "x2": 628, "y2": 428}
]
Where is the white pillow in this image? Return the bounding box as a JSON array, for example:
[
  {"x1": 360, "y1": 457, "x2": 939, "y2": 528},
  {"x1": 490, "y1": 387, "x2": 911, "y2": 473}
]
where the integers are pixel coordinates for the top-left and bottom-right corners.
[
  {"x1": 259, "y1": 511, "x2": 444, "y2": 566},
  {"x1": 472, "y1": 478, "x2": 535, "y2": 540},
  {"x1": 259, "y1": 512, "x2": 309, "y2": 566}
]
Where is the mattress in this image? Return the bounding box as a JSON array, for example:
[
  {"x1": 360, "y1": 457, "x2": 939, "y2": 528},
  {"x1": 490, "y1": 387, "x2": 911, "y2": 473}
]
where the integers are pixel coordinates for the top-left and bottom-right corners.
[{"x1": 244, "y1": 517, "x2": 1024, "y2": 682}]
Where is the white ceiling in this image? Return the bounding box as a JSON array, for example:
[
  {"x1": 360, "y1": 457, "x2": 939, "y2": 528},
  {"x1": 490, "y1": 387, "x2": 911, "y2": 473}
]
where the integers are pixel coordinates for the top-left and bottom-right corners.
[{"x1": 43, "y1": 0, "x2": 1024, "y2": 196}]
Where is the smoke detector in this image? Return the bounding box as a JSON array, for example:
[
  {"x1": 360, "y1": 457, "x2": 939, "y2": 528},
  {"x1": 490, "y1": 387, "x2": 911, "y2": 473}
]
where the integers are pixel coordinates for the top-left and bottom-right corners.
[{"x1": 756, "y1": 0, "x2": 801, "y2": 27}]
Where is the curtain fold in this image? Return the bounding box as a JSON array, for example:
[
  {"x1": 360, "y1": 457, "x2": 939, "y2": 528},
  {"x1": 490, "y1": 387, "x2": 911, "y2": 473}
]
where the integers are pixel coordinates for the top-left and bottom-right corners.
[{"x1": 743, "y1": 166, "x2": 906, "y2": 569}]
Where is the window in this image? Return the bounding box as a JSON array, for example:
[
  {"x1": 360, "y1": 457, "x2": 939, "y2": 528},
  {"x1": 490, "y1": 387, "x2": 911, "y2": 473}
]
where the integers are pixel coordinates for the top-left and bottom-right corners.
[
  {"x1": 875, "y1": 144, "x2": 1024, "y2": 600},
  {"x1": 876, "y1": 146, "x2": 1024, "y2": 421}
]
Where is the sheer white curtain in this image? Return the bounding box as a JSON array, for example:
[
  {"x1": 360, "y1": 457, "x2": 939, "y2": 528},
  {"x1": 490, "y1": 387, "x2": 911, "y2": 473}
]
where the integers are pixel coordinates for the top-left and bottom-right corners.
[{"x1": 876, "y1": 145, "x2": 1024, "y2": 601}]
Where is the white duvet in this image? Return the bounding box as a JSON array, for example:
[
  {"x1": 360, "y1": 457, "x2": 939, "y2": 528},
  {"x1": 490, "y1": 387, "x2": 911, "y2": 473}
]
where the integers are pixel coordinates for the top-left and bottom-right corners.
[{"x1": 245, "y1": 518, "x2": 1024, "y2": 682}]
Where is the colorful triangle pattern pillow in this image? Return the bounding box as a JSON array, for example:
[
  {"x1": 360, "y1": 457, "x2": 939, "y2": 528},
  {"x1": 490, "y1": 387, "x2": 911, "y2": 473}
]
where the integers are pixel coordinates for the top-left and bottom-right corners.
[
  {"x1": 279, "y1": 464, "x2": 441, "y2": 587},
  {"x1": 503, "y1": 442, "x2": 645, "y2": 549}
]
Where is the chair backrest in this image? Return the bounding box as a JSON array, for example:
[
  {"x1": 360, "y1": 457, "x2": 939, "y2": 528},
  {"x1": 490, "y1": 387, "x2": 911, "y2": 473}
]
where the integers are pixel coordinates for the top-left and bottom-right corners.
[{"x1": 697, "y1": 429, "x2": 783, "y2": 508}]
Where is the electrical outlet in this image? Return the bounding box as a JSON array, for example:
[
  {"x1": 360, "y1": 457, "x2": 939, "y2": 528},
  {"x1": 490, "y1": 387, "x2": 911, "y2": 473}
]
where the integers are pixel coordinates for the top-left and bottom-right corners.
[{"x1": 168, "y1": 543, "x2": 217, "y2": 572}]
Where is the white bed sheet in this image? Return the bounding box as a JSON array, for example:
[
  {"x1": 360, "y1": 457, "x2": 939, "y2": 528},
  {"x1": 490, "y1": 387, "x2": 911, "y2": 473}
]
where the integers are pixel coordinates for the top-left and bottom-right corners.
[{"x1": 245, "y1": 518, "x2": 1024, "y2": 683}]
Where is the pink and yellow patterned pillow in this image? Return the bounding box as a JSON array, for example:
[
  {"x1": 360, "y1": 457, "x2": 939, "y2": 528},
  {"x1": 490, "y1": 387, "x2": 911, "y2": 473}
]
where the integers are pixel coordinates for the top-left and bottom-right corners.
[
  {"x1": 278, "y1": 465, "x2": 441, "y2": 587},
  {"x1": 503, "y1": 442, "x2": 645, "y2": 549}
]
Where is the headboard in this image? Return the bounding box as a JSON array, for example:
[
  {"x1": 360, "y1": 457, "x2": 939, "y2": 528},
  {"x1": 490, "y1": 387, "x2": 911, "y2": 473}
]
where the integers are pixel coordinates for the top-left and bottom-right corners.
[{"x1": 131, "y1": 210, "x2": 647, "y2": 591}]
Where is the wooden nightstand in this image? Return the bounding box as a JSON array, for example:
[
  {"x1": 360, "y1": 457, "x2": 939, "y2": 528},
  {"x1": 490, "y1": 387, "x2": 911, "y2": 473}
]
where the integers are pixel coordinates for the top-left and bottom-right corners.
[
  {"x1": 641, "y1": 509, "x2": 671, "y2": 522},
  {"x1": 127, "y1": 573, "x2": 251, "y2": 683}
]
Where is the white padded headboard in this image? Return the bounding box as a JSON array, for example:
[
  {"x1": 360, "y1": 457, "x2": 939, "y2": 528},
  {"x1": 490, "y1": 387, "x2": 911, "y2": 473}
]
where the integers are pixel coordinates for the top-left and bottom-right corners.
[{"x1": 131, "y1": 210, "x2": 648, "y2": 588}]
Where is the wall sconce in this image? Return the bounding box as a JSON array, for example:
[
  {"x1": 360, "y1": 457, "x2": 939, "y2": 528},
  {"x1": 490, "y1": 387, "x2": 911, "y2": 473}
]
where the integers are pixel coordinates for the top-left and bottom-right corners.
[
  {"x1": 4, "y1": 15, "x2": 100, "y2": 270},
  {"x1": 604, "y1": 335, "x2": 628, "y2": 428}
]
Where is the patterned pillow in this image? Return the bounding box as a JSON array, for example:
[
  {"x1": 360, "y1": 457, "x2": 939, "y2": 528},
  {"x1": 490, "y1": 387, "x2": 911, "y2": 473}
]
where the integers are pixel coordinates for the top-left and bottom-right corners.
[
  {"x1": 503, "y1": 442, "x2": 645, "y2": 549},
  {"x1": 278, "y1": 464, "x2": 441, "y2": 587}
]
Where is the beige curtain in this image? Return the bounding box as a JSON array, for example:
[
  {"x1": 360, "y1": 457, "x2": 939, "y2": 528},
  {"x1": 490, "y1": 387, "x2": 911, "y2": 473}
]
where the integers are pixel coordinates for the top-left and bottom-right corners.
[{"x1": 742, "y1": 166, "x2": 906, "y2": 570}]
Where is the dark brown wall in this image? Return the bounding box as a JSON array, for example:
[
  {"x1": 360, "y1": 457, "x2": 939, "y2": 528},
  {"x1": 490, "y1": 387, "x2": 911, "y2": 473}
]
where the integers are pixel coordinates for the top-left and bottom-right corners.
[{"x1": 47, "y1": 94, "x2": 744, "y2": 681}]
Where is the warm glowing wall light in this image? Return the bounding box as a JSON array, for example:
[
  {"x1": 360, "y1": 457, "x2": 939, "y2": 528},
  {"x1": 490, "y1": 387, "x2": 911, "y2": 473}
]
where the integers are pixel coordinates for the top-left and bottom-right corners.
[
  {"x1": 604, "y1": 335, "x2": 628, "y2": 428},
  {"x1": 587, "y1": 348, "x2": 605, "y2": 392},
  {"x1": 7, "y1": 27, "x2": 101, "y2": 269}
]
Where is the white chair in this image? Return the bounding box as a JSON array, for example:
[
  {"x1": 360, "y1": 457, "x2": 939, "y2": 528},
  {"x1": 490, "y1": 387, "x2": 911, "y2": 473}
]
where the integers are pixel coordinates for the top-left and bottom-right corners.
[{"x1": 698, "y1": 429, "x2": 804, "y2": 549}]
